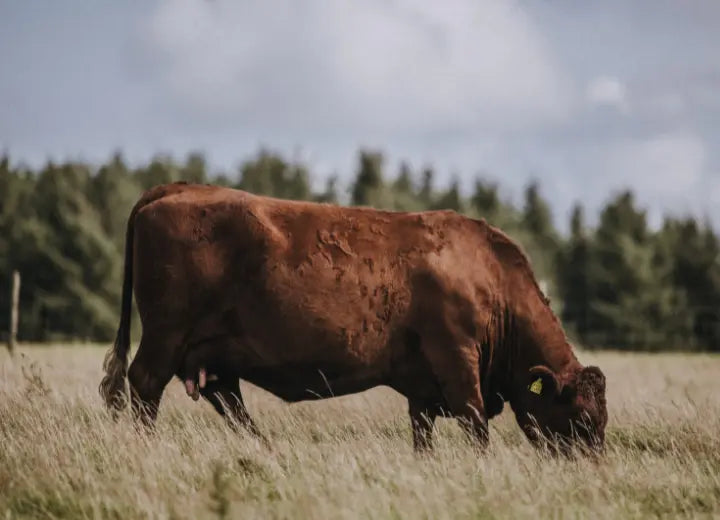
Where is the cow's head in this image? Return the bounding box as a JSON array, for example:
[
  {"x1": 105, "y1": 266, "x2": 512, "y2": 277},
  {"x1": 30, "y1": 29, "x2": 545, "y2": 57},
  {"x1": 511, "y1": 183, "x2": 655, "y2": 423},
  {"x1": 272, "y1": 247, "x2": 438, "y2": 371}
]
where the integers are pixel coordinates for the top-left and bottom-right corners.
[{"x1": 514, "y1": 364, "x2": 608, "y2": 455}]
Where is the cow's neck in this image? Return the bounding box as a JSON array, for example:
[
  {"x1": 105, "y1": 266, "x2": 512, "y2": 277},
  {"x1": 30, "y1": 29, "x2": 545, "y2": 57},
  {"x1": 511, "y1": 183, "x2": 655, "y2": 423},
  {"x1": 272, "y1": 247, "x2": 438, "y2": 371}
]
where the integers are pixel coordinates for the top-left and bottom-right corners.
[{"x1": 492, "y1": 291, "x2": 580, "y2": 407}]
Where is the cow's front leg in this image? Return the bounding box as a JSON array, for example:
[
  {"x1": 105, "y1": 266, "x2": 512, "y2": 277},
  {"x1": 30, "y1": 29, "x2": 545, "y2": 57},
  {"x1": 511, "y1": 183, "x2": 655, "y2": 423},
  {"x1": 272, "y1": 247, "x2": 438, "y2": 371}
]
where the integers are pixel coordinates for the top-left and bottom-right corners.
[
  {"x1": 408, "y1": 399, "x2": 439, "y2": 452},
  {"x1": 203, "y1": 378, "x2": 263, "y2": 437},
  {"x1": 421, "y1": 339, "x2": 489, "y2": 450},
  {"x1": 184, "y1": 369, "x2": 270, "y2": 448}
]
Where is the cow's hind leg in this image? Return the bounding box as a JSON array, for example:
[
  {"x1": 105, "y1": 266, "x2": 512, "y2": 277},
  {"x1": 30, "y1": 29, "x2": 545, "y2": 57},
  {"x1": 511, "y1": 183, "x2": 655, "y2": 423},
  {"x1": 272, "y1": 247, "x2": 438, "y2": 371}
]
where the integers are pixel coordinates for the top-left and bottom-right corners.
[{"x1": 127, "y1": 333, "x2": 178, "y2": 430}]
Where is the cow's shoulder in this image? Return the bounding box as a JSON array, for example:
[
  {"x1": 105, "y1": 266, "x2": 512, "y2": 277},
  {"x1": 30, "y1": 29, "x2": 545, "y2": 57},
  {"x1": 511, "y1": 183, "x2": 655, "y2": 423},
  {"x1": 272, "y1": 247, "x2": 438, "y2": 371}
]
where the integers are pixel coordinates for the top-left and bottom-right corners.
[
  {"x1": 477, "y1": 219, "x2": 527, "y2": 265},
  {"x1": 476, "y1": 219, "x2": 550, "y2": 305}
]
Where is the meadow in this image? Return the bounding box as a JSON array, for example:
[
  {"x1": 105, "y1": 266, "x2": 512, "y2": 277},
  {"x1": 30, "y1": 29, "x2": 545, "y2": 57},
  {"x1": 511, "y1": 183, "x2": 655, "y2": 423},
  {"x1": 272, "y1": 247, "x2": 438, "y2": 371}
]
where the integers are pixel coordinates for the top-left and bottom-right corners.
[{"x1": 1, "y1": 345, "x2": 719, "y2": 519}]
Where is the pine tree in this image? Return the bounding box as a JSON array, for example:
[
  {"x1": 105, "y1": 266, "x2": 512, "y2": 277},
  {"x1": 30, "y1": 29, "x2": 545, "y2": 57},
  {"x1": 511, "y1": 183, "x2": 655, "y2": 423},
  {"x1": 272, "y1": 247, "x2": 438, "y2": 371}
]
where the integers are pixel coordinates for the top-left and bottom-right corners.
[
  {"x1": 314, "y1": 175, "x2": 339, "y2": 204},
  {"x1": 0, "y1": 157, "x2": 38, "y2": 337},
  {"x1": 522, "y1": 180, "x2": 558, "y2": 246},
  {"x1": 418, "y1": 166, "x2": 434, "y2": 207},
  {"x1": 181, "y1": 152, "x2": 209, "y2": 184},
  {"x1": 89, "y1": 152, "x2": 142, "y2": 249},
  {"x1": 471, "y1": 178, "x2": 500, "y2": 220},
  {"x1": 394, "y1": 162, "x2": 413, "y2": 194},
  {"x1": 662, "y1": 217, "x2": 720, "y2": 350},
  {"x1": 238, "y1": 149, "x2": 285, "y2": 196},
  {"x1": 432, "y1": 178, "x2": 463, "y2": 212},
  {"x1": 558, "y1": 204, "x2": 591, "y2": 341},
  {"x1": 135, "y1": 156, "x2": 179, "y2": 189},
  {"x1": 519, "y1": 181, "x2": 560, "y2": 308},
  {"x1": 351, "y1": 150, "x2": 384, "y2": 207},
  {"x1": 285, "y1": 164, "x2": 311, "y2": 201},
  {"x1": 584, "y1": 191, "x2": 690, "y2": 349},
  {"x1": 27, "y1": 162, "x2": 120, "y2": 340}
]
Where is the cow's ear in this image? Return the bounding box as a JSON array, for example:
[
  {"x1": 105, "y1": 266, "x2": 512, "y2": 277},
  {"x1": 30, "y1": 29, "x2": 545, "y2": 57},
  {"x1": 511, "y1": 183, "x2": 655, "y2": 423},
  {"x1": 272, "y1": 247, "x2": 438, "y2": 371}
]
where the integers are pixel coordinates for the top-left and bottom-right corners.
[{"x1": 527, "y1": 365, "x2": 561, "y2": 398}]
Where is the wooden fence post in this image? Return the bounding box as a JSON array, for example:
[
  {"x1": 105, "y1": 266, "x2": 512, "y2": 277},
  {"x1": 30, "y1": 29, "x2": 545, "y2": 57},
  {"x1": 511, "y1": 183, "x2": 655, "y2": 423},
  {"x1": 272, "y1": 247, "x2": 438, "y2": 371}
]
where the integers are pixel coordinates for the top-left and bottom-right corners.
[{"x1": 8, "y1": 270, "x2": 20, "y2": 355}]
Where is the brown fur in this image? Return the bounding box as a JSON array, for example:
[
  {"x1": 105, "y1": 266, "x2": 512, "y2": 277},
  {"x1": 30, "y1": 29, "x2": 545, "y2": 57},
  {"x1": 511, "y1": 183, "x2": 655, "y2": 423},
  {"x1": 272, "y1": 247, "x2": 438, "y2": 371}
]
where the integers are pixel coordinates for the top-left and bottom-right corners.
[{"x1": 99, "y1": 182, "x2": 607, "y2": 453}]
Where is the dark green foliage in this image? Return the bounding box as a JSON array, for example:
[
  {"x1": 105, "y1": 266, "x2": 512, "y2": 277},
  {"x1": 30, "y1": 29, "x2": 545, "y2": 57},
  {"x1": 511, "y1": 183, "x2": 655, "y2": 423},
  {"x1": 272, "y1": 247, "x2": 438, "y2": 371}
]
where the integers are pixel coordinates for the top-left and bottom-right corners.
[
  {"x1": 561, "y1": 192, "x2": 700, "y2": 350},
  {"x1": 135, "y1": 156, "x2": 180, "y2": 190},
  {"x1": 431, "y1": 178, "x2": 463, "y2": 213},
  {"x1": 418, "y1": 166, "x2": 434, "y2": 206},
  {"x1": 1, "y1": 149, "x2": 719, "y2": 350},
  {"x1": 522, "y1": 180, "x2": 557, "y2": 245},
  {"x1": 181, "y1": 152, "x2": 209, "y2": 185},
  {"x1": 661, "y1": 218, "x2": 720, "y2": 351},
  {"x1": 351, "y1": 150, "x2": 385, "y2": 207},
  {"x1": 393, "y1": 162, "x2": 413, "y2": 194},
  {"x1": 514, "y1": 181, "x2": 562, "y2": 312},
  {"x1": 238, "y1": 149, "x2": 310, "y2": 200},
  {"x1": 314, "y1": 175, "x2": 340, "y2": 204},
  {"x1": 88, "y1": 152, "x2": 142, "y2": 248},
  {"x1": 558, "y1": 205, "x2": 591, "y2": 339},
  {"x1": 25, "y1": 163, "x2": 120, "y2": 341},
  {"x1": 471, "y1": 178, "x2": 501, "y2": 221}
]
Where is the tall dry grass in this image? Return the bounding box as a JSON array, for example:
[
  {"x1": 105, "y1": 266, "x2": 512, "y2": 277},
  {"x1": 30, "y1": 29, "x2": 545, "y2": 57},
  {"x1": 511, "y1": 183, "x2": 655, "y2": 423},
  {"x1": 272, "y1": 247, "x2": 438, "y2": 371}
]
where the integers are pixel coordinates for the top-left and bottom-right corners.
[{"x1": 1, "y1": 345, "x2": 719, "y2": 519}]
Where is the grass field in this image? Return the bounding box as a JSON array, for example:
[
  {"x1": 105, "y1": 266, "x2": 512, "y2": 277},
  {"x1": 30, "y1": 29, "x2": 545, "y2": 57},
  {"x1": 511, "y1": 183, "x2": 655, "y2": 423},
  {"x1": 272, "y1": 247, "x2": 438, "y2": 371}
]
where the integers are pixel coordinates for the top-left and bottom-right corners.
[{"x1": 1, "y1": 345, "x2": 719, "y2": 519}]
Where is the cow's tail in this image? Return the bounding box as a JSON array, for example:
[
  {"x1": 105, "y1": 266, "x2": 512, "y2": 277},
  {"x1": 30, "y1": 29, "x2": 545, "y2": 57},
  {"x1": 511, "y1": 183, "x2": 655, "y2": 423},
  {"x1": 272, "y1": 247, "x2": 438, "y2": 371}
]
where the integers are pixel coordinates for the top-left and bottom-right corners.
[{"x1": 99, "y1": 207, "x2": 137, "y2": 414}]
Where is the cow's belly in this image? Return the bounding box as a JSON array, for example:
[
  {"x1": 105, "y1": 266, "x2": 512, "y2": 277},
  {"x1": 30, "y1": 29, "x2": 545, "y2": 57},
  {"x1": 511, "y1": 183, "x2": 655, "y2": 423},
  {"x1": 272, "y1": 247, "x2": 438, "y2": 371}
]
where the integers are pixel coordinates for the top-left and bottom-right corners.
[
  {"x1": 182, "y1": 267, "x2": 414, "y2": 401},
  {"x1": 178, "y1": 277, "x2": 407, "y2": 390},
  {"x1": 242, "y1": 363, "x2": 387, "y2": 401},
  {"x1": 181, "y1": 332, "x2": 392, "y2": 402}
]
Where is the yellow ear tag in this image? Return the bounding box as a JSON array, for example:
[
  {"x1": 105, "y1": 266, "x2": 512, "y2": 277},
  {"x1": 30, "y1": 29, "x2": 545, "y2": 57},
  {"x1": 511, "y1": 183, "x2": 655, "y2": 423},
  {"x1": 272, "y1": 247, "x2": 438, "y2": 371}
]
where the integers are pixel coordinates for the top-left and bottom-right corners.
[{"x1": 529, "y1": 378, "x2": 543, "y2": 395}]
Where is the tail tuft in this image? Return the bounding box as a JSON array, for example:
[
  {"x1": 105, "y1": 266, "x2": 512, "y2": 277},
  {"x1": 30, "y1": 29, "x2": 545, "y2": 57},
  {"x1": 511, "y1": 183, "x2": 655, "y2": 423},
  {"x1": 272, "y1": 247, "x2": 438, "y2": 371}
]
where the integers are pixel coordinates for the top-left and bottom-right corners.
[
  {"x1": 99, "y1": 329, "x2": 129, "y2": 414},
  {"x1": 99, "y1": 203, "x2": 135, "y2": 416}
]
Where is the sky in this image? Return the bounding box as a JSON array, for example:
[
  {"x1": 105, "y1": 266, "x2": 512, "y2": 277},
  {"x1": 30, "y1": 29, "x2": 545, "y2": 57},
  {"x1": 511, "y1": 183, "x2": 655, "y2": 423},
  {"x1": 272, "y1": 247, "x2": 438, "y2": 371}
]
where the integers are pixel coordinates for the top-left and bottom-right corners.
[{"x1": 1, "y1": 0, "x2": 719, "y2": 232}]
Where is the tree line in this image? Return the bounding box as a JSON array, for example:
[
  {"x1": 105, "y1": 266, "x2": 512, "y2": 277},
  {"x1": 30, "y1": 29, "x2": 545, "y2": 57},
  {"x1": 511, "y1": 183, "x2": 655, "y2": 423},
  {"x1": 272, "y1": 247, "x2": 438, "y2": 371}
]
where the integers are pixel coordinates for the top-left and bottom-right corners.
[{"x1": 1, "y1": 149, "x2": 718, "y2": 351}]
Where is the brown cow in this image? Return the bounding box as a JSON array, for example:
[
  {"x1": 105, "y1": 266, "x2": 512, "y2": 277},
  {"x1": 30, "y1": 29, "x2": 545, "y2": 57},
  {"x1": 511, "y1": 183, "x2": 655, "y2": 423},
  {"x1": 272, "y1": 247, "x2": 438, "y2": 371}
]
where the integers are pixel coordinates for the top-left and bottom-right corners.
[{"x1": 99, "y1": 182, "x2": 607, "y2": 453}]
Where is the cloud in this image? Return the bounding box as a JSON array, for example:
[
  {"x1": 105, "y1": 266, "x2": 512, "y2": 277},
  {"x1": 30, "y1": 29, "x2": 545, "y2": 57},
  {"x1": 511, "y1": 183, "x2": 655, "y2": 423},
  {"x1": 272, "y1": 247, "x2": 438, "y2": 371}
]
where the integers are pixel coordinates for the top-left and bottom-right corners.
[
  {"x1": 144, "y1": 0, "x2": 574, "y2": 136},
  {"x1": 515, "y1": 129, "x2": 711, "y2": 231},
  {"x1": 599, "y1": 131, "x2": 707, "y2": 227},
  {"x1": 607, "y1": 131, "x2": 705, "y2": 192},
  {"x1": 586, "y1": 76, "x2": 628, "y2": 113},
  {"x1": 643, "y1": 92, "x2": 686, "y2": 118}
]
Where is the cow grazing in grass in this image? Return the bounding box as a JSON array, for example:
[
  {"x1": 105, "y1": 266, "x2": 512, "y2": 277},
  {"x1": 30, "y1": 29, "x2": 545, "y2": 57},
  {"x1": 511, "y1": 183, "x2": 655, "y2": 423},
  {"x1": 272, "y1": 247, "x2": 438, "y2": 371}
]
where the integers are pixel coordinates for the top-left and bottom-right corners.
[{"x1": 100, "y1": 182, "x2": 607, "y2": 454}]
